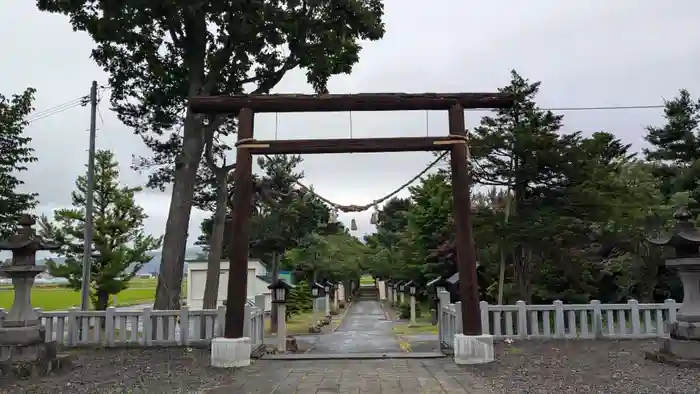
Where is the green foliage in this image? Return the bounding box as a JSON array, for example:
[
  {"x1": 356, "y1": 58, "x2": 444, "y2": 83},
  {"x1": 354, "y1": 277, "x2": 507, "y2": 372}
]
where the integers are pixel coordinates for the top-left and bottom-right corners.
[
  {"x1": 405, "y1": 174, "x2": 453, "y2": 280},
  {"x1": 397, "y1": 302, "x2": 422, "y2": 319},
  {"x1": 365, "y1": 71, "x2": 691, "y2": 306},
  {"x1": 199, "y1": 154, "x2": 364, "y2": 284},
  {"x1": 198, "y1": 155, "x2": 337, "y2": 261},
  {"x1": 36, "y1": 0, "x2": 386, "y2": 190},
  {"x1": 39, "y1": 150, "x2": 162, "y2": 310},
  {"x1": 0, "y1": 87, "x2": 38, "y2": 238},
  {"x1": 363, "y1": 197, "x2": 414, "y2": 280},
  {"x1": 249, "y1": 155, "x2": 333, "y2": 259},
  {"x1": 287, "y1": 280, "x2": 312, "y2": 316},
  {"x1": 644, "y1": 89, "x2": 700, "y2": 209},
  {"x1": 37, "y1": 0, "x2": 386, "y2": 309},
  {"x1": 284, "y1": 232, "x2": 367, "y2": 283}
]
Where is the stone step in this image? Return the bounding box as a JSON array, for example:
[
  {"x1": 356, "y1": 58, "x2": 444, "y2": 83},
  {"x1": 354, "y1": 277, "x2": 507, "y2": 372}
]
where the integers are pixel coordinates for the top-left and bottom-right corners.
[{"x1": 261, "y1": 351, "x2": 446, "y2": 360}]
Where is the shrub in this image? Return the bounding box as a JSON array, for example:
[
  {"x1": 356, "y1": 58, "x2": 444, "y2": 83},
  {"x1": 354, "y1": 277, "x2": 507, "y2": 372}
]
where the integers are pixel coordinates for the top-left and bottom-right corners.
[
  {"x1": 397, "y1": 303, "x2": 422, "y2": 319},
  {"x1": 287, "y1": 281, "x2": 312, "y2": 315}
]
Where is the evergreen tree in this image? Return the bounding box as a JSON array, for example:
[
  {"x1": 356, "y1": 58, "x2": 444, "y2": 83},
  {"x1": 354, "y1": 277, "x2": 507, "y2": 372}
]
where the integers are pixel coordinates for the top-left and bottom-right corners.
[
  {"x1": 405, "y1": 174, "x2": 454, "y2": 281},
  {"x1": 470, "y1": 70, "x2": 569, "y2": 302},
  {"x1": 0, "y1": 88, "x2": 38, "y2": 238},
  {"x1": 286, "y1": 280, "x2": 312, "y2": 316},
  {"x1": 39, "y1": 150, "x2": 162, "y2": 310},
  {"x1": 645, "y1": 89, "x2": 700, "y2": 164},
  {"x1": 643, "y1": 89, "x2": 700, "y2": 206}
]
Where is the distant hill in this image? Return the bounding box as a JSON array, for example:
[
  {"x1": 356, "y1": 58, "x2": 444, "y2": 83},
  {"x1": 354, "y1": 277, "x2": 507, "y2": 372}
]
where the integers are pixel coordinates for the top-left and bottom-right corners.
[{"x1": 37, "y1": 246, "x2": 205, "y2": 275}]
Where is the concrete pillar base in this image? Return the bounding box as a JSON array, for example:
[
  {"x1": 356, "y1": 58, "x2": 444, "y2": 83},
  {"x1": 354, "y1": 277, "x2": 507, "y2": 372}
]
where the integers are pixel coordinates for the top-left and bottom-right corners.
[
  {"x1": 453, "y1": 334, "x2": 494, "y2": 365},
  {"x1": 210, "y1": 337, "x2": 251, "y2": 368}
]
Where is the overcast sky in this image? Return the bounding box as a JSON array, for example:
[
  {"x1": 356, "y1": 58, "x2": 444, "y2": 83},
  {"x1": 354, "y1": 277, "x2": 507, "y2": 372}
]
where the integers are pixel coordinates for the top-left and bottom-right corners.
[{"x1": 2, "y1": 0, "x2": 700, "y2": 249}]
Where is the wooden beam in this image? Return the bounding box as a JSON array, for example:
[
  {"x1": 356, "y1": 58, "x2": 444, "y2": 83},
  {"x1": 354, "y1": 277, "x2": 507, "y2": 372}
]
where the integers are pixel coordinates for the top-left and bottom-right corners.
[
  {"x1": 240, "y1": 136, "x2": 464, "y2": 155},
  {"x1": 448, "y1": 104, "x2": 482, "y2": 336},
  {"x1": 188, "y1": 92, "x2": 514, "y2": 114},
  {"x1": 224, "y1": 108, "x2": 255, "y2": 339}
]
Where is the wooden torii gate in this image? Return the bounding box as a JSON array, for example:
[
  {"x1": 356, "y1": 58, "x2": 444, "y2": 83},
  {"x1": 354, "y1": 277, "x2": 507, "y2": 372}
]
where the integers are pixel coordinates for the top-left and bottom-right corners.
[{"x1": 188, "y1": 93, "x2": 514, "y2": 339}]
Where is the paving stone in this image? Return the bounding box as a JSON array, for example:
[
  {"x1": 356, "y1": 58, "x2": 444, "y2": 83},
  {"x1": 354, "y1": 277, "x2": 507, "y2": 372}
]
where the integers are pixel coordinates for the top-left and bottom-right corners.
[
  {"x1": 204, "y1": 300, "x2": 485, "y2": 393},
  {"x1": 200, "y1": 359, "x2": 487, "y2": 393}
]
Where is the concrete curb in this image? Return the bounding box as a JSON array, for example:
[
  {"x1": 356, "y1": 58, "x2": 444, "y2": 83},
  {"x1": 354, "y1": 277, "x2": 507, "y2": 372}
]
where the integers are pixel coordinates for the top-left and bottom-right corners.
[
  {"x1": 378, "y1": 301, "x2": 393, "y2": 321},
  {"x1": 378, "y1": 302, "x2": 413, "y2": 352},
  {"x1": 330, "y1": 301, "x2": 353, "y2": 333},
  {"x1": 262, "y1": 351, "x2": 446, "y2": 360}
]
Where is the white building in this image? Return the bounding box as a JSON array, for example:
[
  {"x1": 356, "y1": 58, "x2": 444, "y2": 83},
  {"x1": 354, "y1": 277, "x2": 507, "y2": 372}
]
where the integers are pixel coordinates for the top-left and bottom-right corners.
[{"x1": 186, "y1": 259, "x2": 272, "y2": 311}]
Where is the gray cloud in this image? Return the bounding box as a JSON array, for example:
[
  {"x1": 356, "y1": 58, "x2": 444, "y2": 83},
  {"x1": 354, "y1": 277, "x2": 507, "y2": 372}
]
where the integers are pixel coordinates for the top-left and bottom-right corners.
[{"x1": 2, "y1": 0, "x2": 700, "y2": 244}]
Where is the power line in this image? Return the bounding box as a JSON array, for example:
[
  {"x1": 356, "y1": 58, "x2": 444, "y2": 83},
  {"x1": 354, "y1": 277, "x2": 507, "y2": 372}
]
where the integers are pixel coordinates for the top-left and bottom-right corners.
[
  {"x1": 466, "y1": 104, "x2": 665, "y2": 112},
  {"x1": 26, "y1": 98, "x2": 87, "y2": 123},
  {"x1": 23, "y1": 88, "x2": 669, "y2": 125},
  {"x1": 25, "y1": 86, "x2": 109, "y2": 124},
  {"x1": 542, "y1": 104, "x2": 664, "y2": 112}
]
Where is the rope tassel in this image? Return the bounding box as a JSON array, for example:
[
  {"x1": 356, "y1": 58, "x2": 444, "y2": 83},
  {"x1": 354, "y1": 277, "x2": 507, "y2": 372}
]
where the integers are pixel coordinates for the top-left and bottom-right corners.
[{"x1": 370, "y1": 206, "x2": 379, "y2": 225}]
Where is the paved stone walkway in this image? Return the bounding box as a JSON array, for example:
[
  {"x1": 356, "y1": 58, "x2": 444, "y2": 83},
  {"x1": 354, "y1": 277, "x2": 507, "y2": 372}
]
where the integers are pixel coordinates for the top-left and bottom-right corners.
[
  {"x1": 308, "y1": 299, "x2": 403, "y2": 353},
  {"x1": 210, "y1": 299, "x2": 491, "y2": 392},
  {"x1": 203, "y1": 359, "x2": 488, "y2": 393}
]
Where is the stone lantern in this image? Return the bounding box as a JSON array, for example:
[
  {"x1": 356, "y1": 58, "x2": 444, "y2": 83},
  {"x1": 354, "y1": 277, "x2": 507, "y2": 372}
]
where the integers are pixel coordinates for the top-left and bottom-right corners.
[
  {"x1": 268, "y1": 279, "x2": 294, "y2": 352},
  {"x1": 446, "y1": 273, "x2": 460, "y2": 304},
  {"x1": 646, "y1": 207, "x2": 700, "y2": 366},
  {"x1": 427, "y1": 276, "x2": 449, "y2": 325},
  {"x1": 0, "y1": 215, "x2": 71, "y2": 376}
]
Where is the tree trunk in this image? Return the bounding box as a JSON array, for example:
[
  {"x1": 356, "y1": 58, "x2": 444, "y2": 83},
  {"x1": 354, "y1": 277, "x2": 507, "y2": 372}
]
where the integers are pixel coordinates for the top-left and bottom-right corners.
[
  {"x1": 497, "y1": 250, "x2": 506, "y2": 305},
  {"x1": 512, "y1": 177, "x2": 532, "y2": 303},
  {"x1": 497, "y1": 192, "x2": 512, "y2": 305},
  {"x1": 513, "y1": 246, "x2": 533, "y2": 303},
  {"x1": 202, "y1": 175, "x2": 229, "y2": 310},
  {"x1": 95, "y1": 291, "x2": 109, "y2": 311},
  {"x1": 154, "y1": 108, "x2": 205, "y2": 311},
  {"x1": 269, "y1": 252, "x2": 281, "y2": 334}
]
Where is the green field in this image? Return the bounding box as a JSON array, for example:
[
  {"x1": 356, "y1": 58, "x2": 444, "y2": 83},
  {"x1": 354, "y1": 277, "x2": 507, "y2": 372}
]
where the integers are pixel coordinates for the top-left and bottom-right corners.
[
  {"x1": 359, "y1": 275, "x2": 375, "y2": 285},
  {"x1": 0, "y1": 278, "x2": 185, "y2": 311}
]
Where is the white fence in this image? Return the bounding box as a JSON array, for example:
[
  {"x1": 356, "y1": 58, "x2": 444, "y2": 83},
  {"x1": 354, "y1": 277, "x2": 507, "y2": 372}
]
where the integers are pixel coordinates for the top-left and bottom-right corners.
[
  {"x1": 0, "y1": 305, "x2": 265, "y2": 349},
  {"x1": 439, "y1": 299, "x2": 680, "y2": 348}
]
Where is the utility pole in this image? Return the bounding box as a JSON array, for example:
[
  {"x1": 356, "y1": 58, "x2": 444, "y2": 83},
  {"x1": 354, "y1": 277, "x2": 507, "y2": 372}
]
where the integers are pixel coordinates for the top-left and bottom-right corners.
[{"x1": 80, "y1": 81, "x2": 98, "y2": 311}]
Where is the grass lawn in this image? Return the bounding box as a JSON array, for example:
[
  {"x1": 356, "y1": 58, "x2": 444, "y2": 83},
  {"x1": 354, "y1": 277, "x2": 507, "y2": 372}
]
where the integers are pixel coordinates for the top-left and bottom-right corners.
[
  {"x1": 392, "y1": 304, "x2": 438, "y2": 335},
  {"x1": 392, "y1": 320, "x2": 438, "y2": 335},
  {"x1": 266, "y1": 312, "x2": 320, "y2": 335},
  {"x1": 0, "y1": 287, "x2": 156, "y2": 311},
  {"x1": 0, "y1": 278, "x2": 169, "y2": 311},
  {"x1": 359, "y1": 275, "x2": 375, "y2": 285},
  {"x1": 286, "y1": 312, "x2": 323, "y2": 335},
  {"x1": 266, "y1": 307, "x2": 349, "y2": 336}
]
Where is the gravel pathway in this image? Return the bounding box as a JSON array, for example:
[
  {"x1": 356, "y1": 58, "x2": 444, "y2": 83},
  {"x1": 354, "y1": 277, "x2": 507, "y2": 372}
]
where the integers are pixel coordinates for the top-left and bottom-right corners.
[
  {"x1": 1, "y1": 340, "x2": 698, "y2": 393},
  {"x1": 0, "y1": 348, "x2": 235, "y2": 394},
  {"x1": 468, "y1": 339, "x2": 700, "y2": 394}
]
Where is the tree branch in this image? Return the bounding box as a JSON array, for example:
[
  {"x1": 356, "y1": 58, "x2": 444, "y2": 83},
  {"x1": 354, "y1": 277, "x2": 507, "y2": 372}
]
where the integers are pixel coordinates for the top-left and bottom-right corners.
[
  {"x1": 250, "y1": 56, "x2": 299, "y2": 94},
  {"x1": 202, "y1": 11, "x2": 238, "y2": 94},
  {"x1": 154, "y1": 3, "x2": 185, "y2": 48},
  {"x1": 203, "y1": 117, "x2": 236, "y2": 175},
  {"x1": 203, "y1": 128, "x2": 218, "y2": 171}
]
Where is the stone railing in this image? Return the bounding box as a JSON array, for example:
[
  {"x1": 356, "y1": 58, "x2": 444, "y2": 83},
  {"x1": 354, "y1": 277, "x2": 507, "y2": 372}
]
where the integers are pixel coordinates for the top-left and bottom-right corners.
[
  {"x1": 0, "y1": 305, "x2": 265, "y2": 349},
  {"x1": 439, "y1": 298, "x2": 680, "y2": 348}
]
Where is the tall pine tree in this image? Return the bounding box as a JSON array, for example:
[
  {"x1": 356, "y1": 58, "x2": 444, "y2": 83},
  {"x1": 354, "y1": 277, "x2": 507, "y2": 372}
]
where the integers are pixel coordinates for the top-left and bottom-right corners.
[
  {"x1": 643, "y1": 89, "x2": 700, "y2": 206},
  {"x1": 0, "y1": 88, "x2": 38, "y2": 238},
  {"x1": 470, "y1": 70, "x2": 569, "y2": 302},
  {"x1": 39, "y1": 150, "x2": 162, "y2": 310}
]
